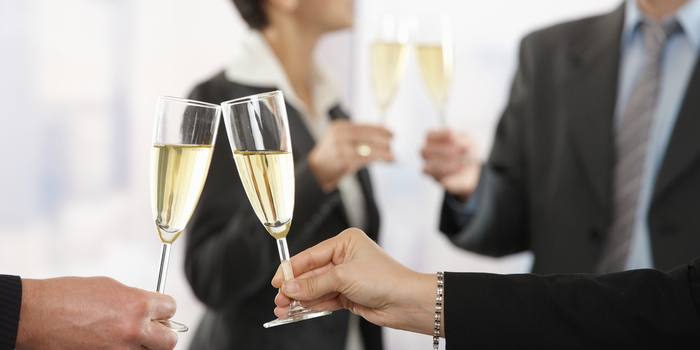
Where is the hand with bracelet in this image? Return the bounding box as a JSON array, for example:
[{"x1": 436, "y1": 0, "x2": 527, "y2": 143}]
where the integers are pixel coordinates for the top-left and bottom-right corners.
[
  {"x1": 272, "y1": 228, "x2": 444, "y2": 341},
  {"x1": 272, "y1": 228, "x2": 700, "y2": 349}
]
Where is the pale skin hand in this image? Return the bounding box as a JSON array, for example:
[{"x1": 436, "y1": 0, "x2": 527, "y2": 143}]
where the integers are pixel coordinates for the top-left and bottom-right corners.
[
  {"x1": 308, "y1": 120, "x2": 394, "y2": 193},
  {"x1": 271, "y1": 228, "x2": 444, "y2": 337},
  {"x1": 421, "y1": 130, "x2": 481, "y2": 202},
  {"x1": 16, "y1": 277, "x2": 178, "y2": 350}
]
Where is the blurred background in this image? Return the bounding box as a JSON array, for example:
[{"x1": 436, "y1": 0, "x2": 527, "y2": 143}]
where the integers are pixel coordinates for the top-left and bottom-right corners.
[{"x1": 0, "y1": 0, "x2": 620, "y2": 349}]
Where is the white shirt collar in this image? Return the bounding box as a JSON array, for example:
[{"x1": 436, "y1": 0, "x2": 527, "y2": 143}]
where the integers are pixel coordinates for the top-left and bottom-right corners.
[{"x1": 224, "y1": 30, "x2": 341, "y2": 140}]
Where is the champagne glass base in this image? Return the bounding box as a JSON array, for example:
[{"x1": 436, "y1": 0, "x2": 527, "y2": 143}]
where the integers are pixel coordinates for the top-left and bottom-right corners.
[
  {"x1": 263, "y1": 308, "x2": 332, "y2": 328},
  {"x1": 157, "y1": 319, "x2": 189, "y2": 332}
]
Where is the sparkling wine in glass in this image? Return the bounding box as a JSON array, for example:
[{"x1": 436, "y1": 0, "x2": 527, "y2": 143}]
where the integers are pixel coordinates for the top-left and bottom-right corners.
[
  {"x1": 416, "y1": 13, "x2": 454, "y2": 127},
  {"x1": 150, "y1": 96, "x2": 221, "y2": 332},
  {"x1": 370, "y1": 14, "x2": 410, "y2": 123},
  {"x1": 220, "y1": 90, "x2": 332, "y2": 328}
]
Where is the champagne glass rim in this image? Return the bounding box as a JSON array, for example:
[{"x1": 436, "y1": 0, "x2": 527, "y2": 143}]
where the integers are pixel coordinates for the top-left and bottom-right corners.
[
  {"x1": 221, "y1": 90, "x2": 283, "y2": 107},
  {"x1": 158, "y1": 95, "x2": 221, "y2": 109}
]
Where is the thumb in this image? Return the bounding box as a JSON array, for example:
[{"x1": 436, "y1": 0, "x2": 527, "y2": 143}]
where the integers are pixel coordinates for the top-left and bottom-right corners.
[{"x1": 281, "y1": 272, "x2": 338, "y2": 301}]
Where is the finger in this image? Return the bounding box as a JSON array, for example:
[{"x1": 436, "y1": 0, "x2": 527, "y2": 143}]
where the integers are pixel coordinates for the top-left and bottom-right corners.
[
  {"x1": 352, "y1": 124, "x2": 393, "y2": 139},
  {"x1": 352, "y1": 138, "x2": 394, "y2": 164},
  {"x1": 273, "y1": 261, "x2": 334, "y2": 291},
  {"x1": 301, "y1": 297, "x2": 345, "y2": 313},
  {"x1": 274, "y1": 287, "x2": 340, "y2": 309},
  {"x1": 281, "y1": 272, "x2": 338, "y2": 301},
  {"x1": 294, "y1": 261, "x2": 336, "y2": 280},
  {"x1": 284, "y1": 234, "x2": 347, "y2": 283},
  {"x1": 271, "y1": 264, "x2": 285, "y2": 288},
  {"x1": 425, "y1": 129, "x2": 452, "y2": 142},
  {"x1": 146, "y1": 292, "x2": 177, "y2": 321},
  {"x1": 422, "y1": 144, "x2": 462, "y2": 161},
  {"x1": 423, "y1": 159, "x2": 464, "y2": 178},
  {"x1": 274, "y1": 305, "x2": 291, "y2": 318},
  {"x1": 275, "y1": 289, "x2": 291, "y2": 306},
  {"x1": 139, "y1": 320, "x2": 178, "y2": 350},
  {"x1": 275, "y1": 294, "x2": 344, "y2": 318}
]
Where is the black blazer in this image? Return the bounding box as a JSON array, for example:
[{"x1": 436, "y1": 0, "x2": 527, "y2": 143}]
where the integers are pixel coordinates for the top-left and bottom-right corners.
[
  {"x1": 441, "y1": 4, "x2": 700, "y2": 274},
  {"x1": 0, "y1": 275, "x2": 21, "y2": 350},
  {"x1": 184, "y1": 72, "x2": 383, "y2": 350},
  {"x1": 444, "y1": 257, "x2": 700, "y2": 349}
]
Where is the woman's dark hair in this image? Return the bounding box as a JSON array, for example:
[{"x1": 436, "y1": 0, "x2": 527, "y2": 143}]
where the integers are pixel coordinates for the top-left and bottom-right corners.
[{"x1": 232, "y1": 0, "x2": 268, "y2": 29}]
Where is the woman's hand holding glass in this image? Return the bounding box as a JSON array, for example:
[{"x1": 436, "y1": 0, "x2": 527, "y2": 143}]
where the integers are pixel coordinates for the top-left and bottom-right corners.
[
  {"x1": 307, "y1": 119, "x2": 394, "y2": 193},
  {"x1": 271, "y1": 228, "x2": 440, "y2": 337}
]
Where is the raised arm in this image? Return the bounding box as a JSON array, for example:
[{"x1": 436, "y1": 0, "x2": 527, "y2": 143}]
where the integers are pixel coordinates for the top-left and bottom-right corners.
[{"x1": 272, "y1": 228, "x2": 700, "y2": 349}]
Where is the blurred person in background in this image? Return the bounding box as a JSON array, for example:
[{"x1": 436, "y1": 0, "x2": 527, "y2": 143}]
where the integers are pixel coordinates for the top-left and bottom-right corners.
[
  {"x1": 0, "y1": 275, "x2": 177, "y2": 350},
  {"x1": 184, "y1": 0, "x2": 393, "y2": 349},
  {"x1": 422, "y1": 0, "x2": 700, "y2": 274}
]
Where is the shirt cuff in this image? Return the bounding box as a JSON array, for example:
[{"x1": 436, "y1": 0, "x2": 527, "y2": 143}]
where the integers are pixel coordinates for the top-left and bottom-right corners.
[{"x1": 444, "y1": 183, "x2": 481, "y2": 229}]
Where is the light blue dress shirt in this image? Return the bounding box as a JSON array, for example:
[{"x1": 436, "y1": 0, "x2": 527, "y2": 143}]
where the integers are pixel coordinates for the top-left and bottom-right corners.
[{"x1": 617, "y1": 0, "x2": 700, "y2": 270}]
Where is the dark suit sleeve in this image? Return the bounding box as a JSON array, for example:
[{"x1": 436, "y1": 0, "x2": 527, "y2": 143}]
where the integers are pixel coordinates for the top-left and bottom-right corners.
[
  {"x1": 443, "y1": 258, "x2": 700, "y2": 349},
  {"x1": 438, "y1": 36, "x2": 533, "y2": 257},
  {"x1": 0, "y1": 275, "x2": 21, "y2": 350}
]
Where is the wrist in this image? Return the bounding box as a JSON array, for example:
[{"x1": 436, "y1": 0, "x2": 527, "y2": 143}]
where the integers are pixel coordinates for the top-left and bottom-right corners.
[
  {"x1": 306, "y1": 153, "x2": 337, "y2": 193},
  {"x1": 433, "y1": 272, "x2": 444, "y2": 349},
  {"x1": 392, "y1": 272, "x2": 439, "y2": 336},
  {"x1": 17, "y1": 279, "x2": 44, "y2": 349}
]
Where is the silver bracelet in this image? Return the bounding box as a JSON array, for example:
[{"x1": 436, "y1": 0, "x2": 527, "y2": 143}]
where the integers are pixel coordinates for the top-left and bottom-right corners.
[{"x1": 433, "y1": 271, "x2": 444, "y2": 350}]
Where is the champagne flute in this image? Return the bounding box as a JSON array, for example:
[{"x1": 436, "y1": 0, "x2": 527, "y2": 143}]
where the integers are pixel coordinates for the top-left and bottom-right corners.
[
  {"x1": 150, "y1": 96, "x2": 221, "y2": 332},
  {"x1": 370, "y1": 13, "x2": 410, "y2": 123},
  {"x1": 220, "y1": 90, "x2": 332, "y2": 328},
  {"x1": 416, "y1": 13, "x2": 454, "y2": 127}
]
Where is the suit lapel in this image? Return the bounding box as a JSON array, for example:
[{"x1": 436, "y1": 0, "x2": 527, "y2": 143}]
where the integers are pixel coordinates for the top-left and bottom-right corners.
[
  {"x1": 565, "y1": 4, "x2": 625, "y2": 207},
  {"x1": 652, "y1": 59, "x2": 700, "y2": 203}
]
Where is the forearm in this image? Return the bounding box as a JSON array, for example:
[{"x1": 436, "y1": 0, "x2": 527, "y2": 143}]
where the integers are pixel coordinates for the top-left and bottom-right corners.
[
  {"x1": 15, "y1": 279, "x2": 41, "y2": 349},
  {"x1": 389, "y1": 272, "x2": 446, "y2": 338},
  {"x1": 443, "y1": 166, "x2": 530, "y2": 257}
]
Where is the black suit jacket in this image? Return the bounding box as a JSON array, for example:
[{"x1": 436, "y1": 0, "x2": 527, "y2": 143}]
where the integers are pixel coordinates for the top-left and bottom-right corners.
[
  {"x1": 184, "y1": 72, "x2": 383, "y2": 350},
  {"x1": 441, "y1": 4, "x2": 700, "y2": 274},
  {"x1": 444, "y1": 257, "x2": 700, "y2": 349},
  {"x1": 0, "y1": 275, "x2": 21, "y2": 350}
]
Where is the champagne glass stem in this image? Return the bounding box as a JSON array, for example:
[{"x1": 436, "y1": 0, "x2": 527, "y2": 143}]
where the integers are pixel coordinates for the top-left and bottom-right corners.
[
  {"x1": 276, "y1": 237, "x2": 304, "y2": 310},
  {"x1": 154, "y1": 242, "x2": 188, "y2": 331},
  {"x1": 438, "y1": 109, "x2": 446, "y2": 129},
  {"x1": 156, "y1": 242, "x2": 172, "y2": 294}
]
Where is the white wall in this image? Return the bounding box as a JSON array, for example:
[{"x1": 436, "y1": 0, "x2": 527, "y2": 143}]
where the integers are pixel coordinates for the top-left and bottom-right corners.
[{"x1": 0, "y1": 1, "x2": 621, "y2": 350}]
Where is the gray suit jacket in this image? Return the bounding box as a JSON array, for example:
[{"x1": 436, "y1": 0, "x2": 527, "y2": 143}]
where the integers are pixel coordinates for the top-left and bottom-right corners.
[
  {"x1": 441, "y1": 4, "x2": 700, "y2": 274},
  {"x1": 184, "y1": 73, "x2": 383, "y2": 350}
]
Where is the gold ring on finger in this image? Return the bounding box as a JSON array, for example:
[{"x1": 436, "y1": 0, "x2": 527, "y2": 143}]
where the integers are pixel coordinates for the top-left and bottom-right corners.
[{"x1": 356, "y1": 143, "x2": 372, "y2": 157}]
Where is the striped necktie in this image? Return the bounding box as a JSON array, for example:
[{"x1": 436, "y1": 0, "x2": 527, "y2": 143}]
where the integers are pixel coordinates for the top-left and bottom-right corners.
[{"x1": 595, "y1": 20, "x2": 681, "y2": 273}]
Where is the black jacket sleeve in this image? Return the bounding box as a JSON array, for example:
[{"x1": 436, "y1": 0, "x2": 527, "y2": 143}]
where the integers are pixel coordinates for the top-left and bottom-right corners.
[
  {"x1": 443, "y1": 257, "x2": 700, "y2": 349},
  {"x1": 438, "y1": 34, "x2": 534, "y2": 258},
  {"x1": 0, "y1": 275, "x2": 21, "y2": 350}
]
